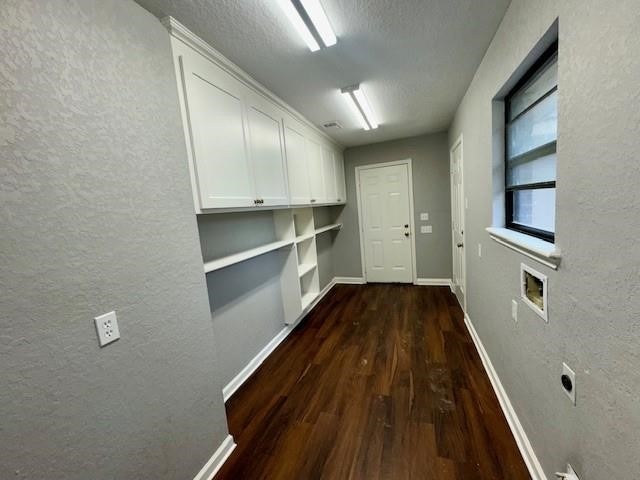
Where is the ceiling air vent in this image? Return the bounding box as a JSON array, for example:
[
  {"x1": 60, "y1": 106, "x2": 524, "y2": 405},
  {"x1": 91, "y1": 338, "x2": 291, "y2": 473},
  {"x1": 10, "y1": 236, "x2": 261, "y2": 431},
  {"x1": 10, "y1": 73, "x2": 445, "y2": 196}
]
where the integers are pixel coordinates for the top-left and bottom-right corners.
[{"x1": 322, "y1": 121, "x2": 343, "y2": 129}]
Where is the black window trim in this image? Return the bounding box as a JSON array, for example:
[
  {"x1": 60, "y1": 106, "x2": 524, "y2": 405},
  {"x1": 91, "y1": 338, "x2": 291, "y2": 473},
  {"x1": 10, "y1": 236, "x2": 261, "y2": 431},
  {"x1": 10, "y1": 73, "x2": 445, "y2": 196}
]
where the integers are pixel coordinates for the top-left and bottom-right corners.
[{"x1": 505, "y1": 41, "x2": 558, "y2": 244}]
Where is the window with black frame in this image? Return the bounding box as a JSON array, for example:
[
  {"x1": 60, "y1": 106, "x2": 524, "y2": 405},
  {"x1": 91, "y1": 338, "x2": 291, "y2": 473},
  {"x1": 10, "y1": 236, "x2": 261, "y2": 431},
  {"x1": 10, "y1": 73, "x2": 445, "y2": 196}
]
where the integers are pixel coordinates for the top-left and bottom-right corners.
[{"x1": 505, "y1": 42, "x2": 558, "y2": 243}]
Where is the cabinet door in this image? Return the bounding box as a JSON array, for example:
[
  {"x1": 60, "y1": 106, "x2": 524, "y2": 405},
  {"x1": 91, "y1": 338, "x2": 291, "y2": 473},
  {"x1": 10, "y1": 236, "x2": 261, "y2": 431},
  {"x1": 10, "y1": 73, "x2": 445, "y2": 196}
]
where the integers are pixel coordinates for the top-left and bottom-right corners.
[
  {"x1": 180, "y1": 53, "x2": 254, "y2": 209},
  {"x1": 334, "y1": 150, "x2": 346, "y2": 204},
  {"x1": 306, "y1": 138, "x2": 325, "y2": 205},
  {"x1": 321, "y1": 146, "x2": 336, "y2": 203},
  {"x1": 283, "y1": 121, "x2": 311, "y2": 205},
  {"x1": 246, "y1": 96, "x2": 288, "y2": 206}
]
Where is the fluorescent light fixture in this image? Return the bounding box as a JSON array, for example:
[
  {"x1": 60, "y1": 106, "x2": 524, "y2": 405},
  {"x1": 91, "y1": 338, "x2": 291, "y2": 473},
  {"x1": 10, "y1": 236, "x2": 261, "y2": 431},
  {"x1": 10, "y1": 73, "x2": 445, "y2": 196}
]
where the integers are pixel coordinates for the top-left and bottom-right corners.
[
  {"x1": 277, "y1": 0, "x2": 320, "y2": 51},
  {"x1": 300, "y1": 0, "x2": 337, "y2": 47},
  {"x1": 341, "y1": 85, "x2": 379, "y2": 130},
  {"x1": 277, "y1": 0, "x2": 337, "y2": 52}
]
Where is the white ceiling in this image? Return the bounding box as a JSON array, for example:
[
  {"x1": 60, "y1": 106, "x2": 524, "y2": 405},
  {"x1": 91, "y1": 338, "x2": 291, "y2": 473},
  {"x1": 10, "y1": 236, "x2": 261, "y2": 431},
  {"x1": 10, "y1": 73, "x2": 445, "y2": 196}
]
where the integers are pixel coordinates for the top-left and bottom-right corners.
[{"x1": 136, "y1": 0, "x2": 510, "y2": 147}]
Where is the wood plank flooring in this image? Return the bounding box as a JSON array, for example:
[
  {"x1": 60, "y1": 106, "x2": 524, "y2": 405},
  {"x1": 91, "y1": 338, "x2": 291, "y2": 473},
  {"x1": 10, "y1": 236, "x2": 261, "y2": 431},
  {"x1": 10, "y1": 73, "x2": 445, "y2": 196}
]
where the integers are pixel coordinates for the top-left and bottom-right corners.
[{"x1": 215, "y1": 284, "x2": 530, "y2": 479}]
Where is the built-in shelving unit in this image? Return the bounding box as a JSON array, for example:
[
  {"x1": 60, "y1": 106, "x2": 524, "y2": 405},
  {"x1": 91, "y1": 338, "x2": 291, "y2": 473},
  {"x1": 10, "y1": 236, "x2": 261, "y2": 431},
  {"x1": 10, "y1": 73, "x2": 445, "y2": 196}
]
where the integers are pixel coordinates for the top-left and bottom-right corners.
[
  {"x1": 199, "y1": 207, "x2": 342, "y2": 326},
  {"x1": 292, "y1": 208, "x2": 320, "y2": 312}
]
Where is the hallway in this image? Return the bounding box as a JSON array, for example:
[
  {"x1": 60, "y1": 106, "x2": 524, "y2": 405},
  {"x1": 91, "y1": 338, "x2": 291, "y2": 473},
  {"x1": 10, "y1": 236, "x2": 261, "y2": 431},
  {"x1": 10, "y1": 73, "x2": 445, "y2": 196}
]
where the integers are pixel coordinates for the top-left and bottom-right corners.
[{"x1": 216, "y1": 284, "x2": 529, "y2": 479}]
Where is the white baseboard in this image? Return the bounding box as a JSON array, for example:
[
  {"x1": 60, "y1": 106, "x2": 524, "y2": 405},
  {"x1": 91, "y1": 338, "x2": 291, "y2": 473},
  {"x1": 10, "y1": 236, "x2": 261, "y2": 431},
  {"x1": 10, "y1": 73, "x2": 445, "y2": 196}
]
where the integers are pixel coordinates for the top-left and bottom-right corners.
[
  {"x1": 414, "y1": 278, "x2": 453, "y2": 287},
  {"x1": 193, "y1": 434, "x2": 236, "y2": 480},
  {"x1": 463, "y1": 313, "x2": 547, "y2": 480},
  {"x1": 222, "y1": 278, "x2": 337, "y2": 402},
  {"x1": 334, "y1": 276, "x2": 366, "y2": 284}
]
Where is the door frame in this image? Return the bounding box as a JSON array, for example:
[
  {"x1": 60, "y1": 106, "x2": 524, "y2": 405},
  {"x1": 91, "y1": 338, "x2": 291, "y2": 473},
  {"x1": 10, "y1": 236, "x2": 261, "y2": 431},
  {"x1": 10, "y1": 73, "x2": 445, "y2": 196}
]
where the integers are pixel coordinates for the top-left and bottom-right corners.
[
  {"x1": 449, "y1": 134, "x2": 467, "y2": 311},
  {"x1": 355, "y1": 159, "x2": 418, "y2": 284}
]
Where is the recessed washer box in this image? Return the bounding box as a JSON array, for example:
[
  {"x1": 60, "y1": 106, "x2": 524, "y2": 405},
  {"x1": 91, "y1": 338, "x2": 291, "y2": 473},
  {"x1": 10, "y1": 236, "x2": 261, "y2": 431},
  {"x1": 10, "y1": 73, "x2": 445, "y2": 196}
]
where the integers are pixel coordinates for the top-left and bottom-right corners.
[{"x1": 520, "y1": 263, "x2": 548, "y2": 322}]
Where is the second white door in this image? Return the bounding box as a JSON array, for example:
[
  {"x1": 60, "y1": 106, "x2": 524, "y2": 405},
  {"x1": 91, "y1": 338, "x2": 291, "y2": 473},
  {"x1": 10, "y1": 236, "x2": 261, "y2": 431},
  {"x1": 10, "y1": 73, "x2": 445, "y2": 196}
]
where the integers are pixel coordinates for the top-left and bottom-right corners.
[{"x1": 358, "y1": 163, "x2": 414, "y2": 283}]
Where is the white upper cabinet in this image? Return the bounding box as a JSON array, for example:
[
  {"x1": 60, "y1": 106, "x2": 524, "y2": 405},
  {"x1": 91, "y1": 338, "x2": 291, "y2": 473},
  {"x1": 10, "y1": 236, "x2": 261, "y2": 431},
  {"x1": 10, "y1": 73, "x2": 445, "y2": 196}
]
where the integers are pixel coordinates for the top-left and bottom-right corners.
[
  {"x1": 283, "y1": 119, "x2": 311, "y2": 205},
  {"x1": 321, "y1": 146, "x2": 336, "y2": 204},
  {"x1": 246, "y1": 94, "x2": 288, "y2": 207},
  {"x1": 306, "y1": 138, "x2": 325, "y2": 205},
  {"x1": 334, "y1": 150, "x2": 346, "y2": 204},
  {"x1": 168, "y1": 21, "x2": 345, "y2": 212},
  {"x1": 180, "y1": 51, "x2": 254, "y2": 209}
]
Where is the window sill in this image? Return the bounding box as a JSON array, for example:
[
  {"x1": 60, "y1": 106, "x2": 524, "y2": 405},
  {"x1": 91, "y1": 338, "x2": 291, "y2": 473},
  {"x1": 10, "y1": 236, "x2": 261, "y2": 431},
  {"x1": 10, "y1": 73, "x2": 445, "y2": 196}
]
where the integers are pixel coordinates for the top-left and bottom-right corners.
[{"x1": 485, "y1": 227, "x2": 561, "y2": 270}]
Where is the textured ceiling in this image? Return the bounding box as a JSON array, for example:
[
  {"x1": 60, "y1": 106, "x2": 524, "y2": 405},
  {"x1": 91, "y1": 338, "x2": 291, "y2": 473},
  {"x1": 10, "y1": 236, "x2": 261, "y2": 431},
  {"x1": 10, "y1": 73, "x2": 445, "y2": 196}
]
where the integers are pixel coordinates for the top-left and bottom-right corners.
[{"x1": 136, "y1": 0, "x2": 510, "y2": 147}]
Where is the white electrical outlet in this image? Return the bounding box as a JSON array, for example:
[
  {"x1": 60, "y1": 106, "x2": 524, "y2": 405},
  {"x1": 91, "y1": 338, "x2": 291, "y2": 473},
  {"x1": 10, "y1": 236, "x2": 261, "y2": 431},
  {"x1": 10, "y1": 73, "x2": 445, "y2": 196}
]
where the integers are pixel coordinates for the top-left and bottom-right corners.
[
  {"x1": 562, "y1": 363, "x2": 576, "y2": 405},
  {"x1": 511, "y1": 299, "x2": 518, "y2": 322},
  {"x1": 94, "y1": 311, "x2": 120, "y2": 347},
  {"x1": 478, "y1": 243, "x2": 482, "y2": 257},
  {"x1": 421, "y1": 225, "x2": 433, "y2": 234},
  {"x1": 420, "y1": 212, "x2": 429, "y2": 221}
]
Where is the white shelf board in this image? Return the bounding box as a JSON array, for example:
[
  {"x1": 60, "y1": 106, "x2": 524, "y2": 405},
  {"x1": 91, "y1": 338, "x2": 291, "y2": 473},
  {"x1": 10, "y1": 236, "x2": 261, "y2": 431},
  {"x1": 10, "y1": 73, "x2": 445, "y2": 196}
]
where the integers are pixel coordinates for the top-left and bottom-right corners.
[
  {"x1": 203, "y1": 239, "x2": 293, "y2": 273},
  {"x1": 295, "y1": 233, "x2": 315, "y2": 244},
  {"x1": 298, "y1": 263, "x2": 317, "y2": 278},
  {"x1": 314, "y1": 223, "x2": 342, "y2": 235},
  {"x1": 301, "y1": 291, "x2": 319, "y2": 310}
]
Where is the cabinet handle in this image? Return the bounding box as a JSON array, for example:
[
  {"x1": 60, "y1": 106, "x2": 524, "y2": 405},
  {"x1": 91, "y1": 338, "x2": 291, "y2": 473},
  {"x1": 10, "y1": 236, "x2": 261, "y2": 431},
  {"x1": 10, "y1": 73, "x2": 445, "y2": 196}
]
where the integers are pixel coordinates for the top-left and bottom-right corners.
[
  {"x1": 253, "y1": 199, "x2": 258, "y2": 205},
  {"x1": 260, "y1": 199, "x2": 264, "y2": 204},
  {"x1": 337, "y1": 198, "x2": 341, "y2": 202}
]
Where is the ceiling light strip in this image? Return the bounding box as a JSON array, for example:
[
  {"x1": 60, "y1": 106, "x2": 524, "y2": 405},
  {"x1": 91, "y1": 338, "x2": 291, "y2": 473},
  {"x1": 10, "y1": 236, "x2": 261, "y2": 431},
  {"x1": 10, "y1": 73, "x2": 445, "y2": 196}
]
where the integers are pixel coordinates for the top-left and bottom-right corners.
[
  {"x1": 341, "y1": 85, "x2": 379, "y2": 130},
  {"x1": 278, "y1": 0, "x2": 336, "y2": 51},
  {"x1": 299, "y1": 0, "x2": 337, "y2": 47},
  {"x1": 277, "y1": 0, "x2": 320, "y2": 51}
]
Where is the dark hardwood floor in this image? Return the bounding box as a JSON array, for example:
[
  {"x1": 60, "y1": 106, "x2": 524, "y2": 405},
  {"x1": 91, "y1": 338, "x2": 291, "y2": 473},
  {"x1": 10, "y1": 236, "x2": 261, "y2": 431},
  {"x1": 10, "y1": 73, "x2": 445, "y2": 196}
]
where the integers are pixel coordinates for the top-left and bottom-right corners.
[{"x1": 215, "y1": 284, "x2": 530, "y2": 480}]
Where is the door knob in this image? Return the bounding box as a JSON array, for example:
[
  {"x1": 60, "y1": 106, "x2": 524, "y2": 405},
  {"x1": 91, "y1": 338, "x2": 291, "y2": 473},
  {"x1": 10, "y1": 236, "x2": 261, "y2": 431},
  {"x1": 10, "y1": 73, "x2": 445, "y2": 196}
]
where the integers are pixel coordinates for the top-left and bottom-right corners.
[
  {"x1": 457, "y1": 242, "x2": 464, "y2": 248},
  {"x1": 405, "y1": 232, "x2": 410, "y2": 237}
]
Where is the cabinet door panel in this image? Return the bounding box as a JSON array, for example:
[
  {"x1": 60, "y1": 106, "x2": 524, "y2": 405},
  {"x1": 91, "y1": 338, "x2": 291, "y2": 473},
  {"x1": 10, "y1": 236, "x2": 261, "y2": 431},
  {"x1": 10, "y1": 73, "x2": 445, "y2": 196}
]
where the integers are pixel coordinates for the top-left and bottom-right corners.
[
  {"x1": 181, "y1": 55, "x2": 253, "y2": 209},
  {"x1": 306, "y1": 138, "x2": 325, "y2": 205},
  {"x1": 322, "y1": 147, "x2": 336, "y2": 203},
  {"x1": 284, "y1": 123, "x2": 311, "y2": 205},
  {"x1": 334, "y1": 150, "x2": 346, "y2": 203},
  {"x1": 247, "y1": 102, "x2": 288, "y2": 206}
]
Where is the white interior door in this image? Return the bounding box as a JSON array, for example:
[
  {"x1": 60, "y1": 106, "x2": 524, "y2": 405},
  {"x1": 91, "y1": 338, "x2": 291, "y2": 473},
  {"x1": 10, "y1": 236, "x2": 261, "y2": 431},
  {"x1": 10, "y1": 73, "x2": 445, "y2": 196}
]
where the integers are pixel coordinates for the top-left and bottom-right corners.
[
  {"x1": 358, "y1": 163, "x2": 414, "y2": 283},
  {"x1": 451, "y1": 139, "x2": 466, "y2": 304}
]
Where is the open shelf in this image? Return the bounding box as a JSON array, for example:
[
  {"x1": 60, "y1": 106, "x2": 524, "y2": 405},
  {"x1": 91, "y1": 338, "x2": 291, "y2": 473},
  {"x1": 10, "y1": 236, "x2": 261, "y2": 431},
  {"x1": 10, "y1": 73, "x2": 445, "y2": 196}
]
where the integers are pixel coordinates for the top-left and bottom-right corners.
[
  {"x1": 301, "y1": 291, "x2": 318, "y2": 311},
  {"x1": 298, "y1": 263, "x2": 317, "y2": 278},
  {"x1": 314, "y1": 223, "x2": 342, "y2": 235},
  {"x1": 295, "y1": 233, "x2": 315, "y2": 244},
  {"x1": 203, "y1": 239, "x2": 293, "y2": 273}
]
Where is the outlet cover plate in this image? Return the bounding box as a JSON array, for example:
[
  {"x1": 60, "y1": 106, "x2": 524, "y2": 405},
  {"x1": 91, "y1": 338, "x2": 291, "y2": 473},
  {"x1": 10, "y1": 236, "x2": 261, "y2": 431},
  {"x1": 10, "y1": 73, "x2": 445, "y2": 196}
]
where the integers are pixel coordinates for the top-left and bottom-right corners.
[
  {"x1": 420, "y1": 213, "x2": 429, "y2": 221},
  {"x1": 94, "y1": 311, "x2": 120, "y2": 347},
  {"x1": 562, "y1": 362, "x2": 576, "y2": 405}
]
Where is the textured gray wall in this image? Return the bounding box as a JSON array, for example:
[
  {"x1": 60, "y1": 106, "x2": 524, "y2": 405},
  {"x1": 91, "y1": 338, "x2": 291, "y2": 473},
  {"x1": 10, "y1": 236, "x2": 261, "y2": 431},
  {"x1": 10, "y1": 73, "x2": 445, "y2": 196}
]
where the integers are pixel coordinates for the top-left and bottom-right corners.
[
  {"x1": 333, "y1": 133, "x2": 452, "y2": 280},
  {"x1": 0, "y1": 1, "x2": 229, "y2": 479},
  {"x1": 449, "y1": 1, "x2": 640, "y2": 478}
]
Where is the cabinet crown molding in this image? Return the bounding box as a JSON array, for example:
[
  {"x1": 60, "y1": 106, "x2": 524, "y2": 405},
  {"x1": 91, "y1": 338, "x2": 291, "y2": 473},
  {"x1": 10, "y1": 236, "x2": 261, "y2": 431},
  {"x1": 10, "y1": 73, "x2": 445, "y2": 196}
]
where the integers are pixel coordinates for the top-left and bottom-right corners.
[{"x1": 161, "y1": 16, "x2": 342, "y2": 150}]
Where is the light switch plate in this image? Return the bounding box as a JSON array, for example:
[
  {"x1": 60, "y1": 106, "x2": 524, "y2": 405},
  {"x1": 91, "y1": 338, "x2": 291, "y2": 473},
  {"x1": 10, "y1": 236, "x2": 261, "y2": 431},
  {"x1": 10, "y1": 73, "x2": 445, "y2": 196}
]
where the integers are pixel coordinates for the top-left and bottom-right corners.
[
  {"x1": 511, "y1": 299, "x2": 518, "y2": 322},
  {"x1": 420, "y1": 213, "x2": 429, "y2": 221},
  {"x1": 478, "y1": 243, "x2": 482, "y2": 257},
  {"x1": 94, "y1": 311, "x2": 120, "y2": 347},
  {"x1": 421, "y1": 225, "x2": 432, "y2": 234}
]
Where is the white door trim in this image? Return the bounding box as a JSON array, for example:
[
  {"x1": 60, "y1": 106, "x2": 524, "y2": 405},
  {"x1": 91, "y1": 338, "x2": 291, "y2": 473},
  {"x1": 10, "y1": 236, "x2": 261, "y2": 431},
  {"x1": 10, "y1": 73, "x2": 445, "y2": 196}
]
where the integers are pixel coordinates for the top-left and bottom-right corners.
[
  {"x1": 450, "y1": 134, "x2": 467, "y2": 312},
  {"x1": 355, "y1": 159, "x2": 418, "y2": 284}
]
